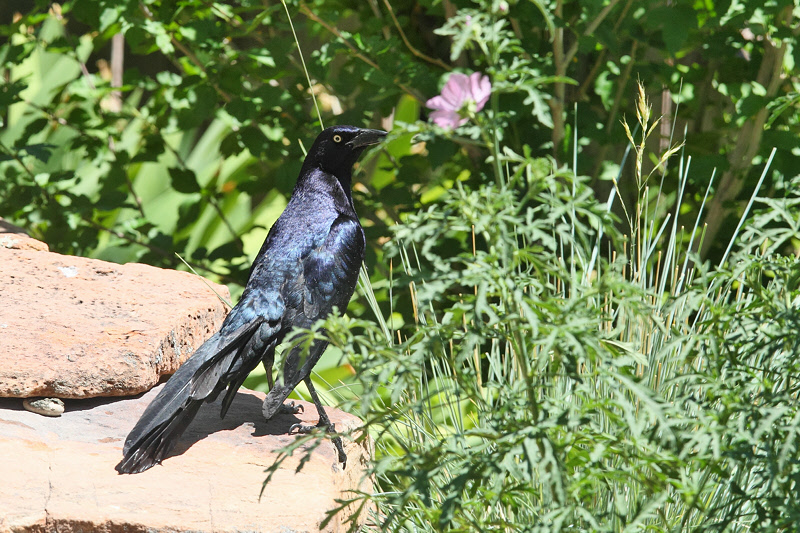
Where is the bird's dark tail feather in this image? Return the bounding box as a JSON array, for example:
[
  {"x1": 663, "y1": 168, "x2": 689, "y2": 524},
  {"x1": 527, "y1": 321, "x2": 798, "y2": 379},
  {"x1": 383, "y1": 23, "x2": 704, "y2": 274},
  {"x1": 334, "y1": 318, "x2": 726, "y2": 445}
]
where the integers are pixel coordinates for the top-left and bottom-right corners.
[{"x1": 116, "y1": 320, "x2": 263, "y2": 474}]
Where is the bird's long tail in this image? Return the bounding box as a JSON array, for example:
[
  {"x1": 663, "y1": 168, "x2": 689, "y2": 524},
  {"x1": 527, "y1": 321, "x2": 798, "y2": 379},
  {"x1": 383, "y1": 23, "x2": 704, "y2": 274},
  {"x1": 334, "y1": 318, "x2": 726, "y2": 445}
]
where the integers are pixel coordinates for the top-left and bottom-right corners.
[{"x1": 116, "y1": 320, "x2": 265, "y2": 474}]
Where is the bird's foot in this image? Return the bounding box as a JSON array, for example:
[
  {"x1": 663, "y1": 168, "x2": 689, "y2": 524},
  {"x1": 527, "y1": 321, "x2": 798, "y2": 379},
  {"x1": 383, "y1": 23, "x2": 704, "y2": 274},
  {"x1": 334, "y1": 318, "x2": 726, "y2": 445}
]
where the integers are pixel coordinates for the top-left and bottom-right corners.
[
  {"x1": 289, "y1": 421, "x2": 347, "y2": 468},
  {"x1": 277, "y1": 401, "x2": 304, "y2": 415},
  {"x1": 288, "y1": 420, "x2": 322, "y2": 434}
]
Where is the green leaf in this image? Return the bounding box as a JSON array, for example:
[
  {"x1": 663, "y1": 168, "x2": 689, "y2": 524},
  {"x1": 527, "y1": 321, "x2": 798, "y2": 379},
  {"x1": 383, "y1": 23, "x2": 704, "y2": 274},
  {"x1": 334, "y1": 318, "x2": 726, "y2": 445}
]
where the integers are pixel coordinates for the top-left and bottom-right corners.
[
  {"x1": 168, "y1": 167, "x2": 200, "y2": 194},
  {"x1": 660, "y1": 5, "x2": 697, "y2": 56},
  {"x1": 208, "y1": 240, "x2": 241, "y2": 261}
]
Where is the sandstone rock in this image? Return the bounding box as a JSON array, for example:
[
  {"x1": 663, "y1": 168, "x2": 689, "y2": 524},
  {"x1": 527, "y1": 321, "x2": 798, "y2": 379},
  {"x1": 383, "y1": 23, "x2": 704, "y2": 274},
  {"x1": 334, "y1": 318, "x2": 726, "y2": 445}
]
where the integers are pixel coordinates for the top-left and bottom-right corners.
[
  {"x1": 0, "y1": 386, "x2": 371, "y2": 533},
  {"x1": 0, "y1": 248, "x2": 230, "y2": 399},
  {"x1": 0, "y1": 218, "x2": 49, "y2": 251}
]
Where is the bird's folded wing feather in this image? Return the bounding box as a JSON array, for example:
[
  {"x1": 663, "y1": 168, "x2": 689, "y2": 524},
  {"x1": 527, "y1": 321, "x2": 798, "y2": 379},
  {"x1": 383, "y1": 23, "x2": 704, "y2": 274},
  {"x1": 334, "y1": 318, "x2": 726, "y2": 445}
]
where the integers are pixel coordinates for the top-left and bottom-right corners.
[{"x1": 302, "y1": 215, "x2": 365, "y2": 321}]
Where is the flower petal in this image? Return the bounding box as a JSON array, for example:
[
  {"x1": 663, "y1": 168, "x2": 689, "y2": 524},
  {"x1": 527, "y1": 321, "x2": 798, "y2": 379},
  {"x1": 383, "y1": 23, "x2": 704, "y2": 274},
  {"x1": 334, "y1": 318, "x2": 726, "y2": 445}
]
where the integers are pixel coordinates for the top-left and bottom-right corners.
[
  {"x1": 430, "y1": 109, "x2": 466, "y2": 129},
  {"x1": 425, "y1": 95, "x2": 447, "y2": 111},
  {"x1": 440, "y1": 73, "x2": 469, "y2": 108},
  {"x1": 469, "y1": 72, "x2": 492, "y2": 111}
]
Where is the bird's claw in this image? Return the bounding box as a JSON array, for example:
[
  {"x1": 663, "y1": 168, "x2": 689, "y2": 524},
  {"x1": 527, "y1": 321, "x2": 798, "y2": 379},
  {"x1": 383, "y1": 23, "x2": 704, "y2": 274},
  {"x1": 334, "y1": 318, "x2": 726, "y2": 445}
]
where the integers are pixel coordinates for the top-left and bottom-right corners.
[
  {"x1": 288, "y1": 421, "x2": 347, "y2": 468},
  {"x1": 289, "y1": 422, "x2": 316, "y2": 434},
  {"x1": 278, "y1": 401, "x2": 304, "y2": 415},
  {"x1": 289, "y1": 420, "x2": 336, "y2": 435}
]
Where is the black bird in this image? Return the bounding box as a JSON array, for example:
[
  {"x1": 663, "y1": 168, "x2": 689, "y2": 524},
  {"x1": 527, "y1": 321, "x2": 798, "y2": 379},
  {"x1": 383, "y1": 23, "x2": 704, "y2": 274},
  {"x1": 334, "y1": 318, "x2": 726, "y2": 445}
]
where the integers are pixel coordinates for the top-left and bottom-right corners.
[{"x1": 116, "y1": 125, "x2": 386, "y2": 474}]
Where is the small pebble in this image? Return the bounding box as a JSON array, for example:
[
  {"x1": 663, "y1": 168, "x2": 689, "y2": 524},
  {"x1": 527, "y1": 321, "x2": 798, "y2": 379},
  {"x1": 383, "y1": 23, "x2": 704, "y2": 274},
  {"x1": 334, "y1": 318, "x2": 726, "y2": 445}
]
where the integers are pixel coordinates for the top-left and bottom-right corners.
[{"x1": 23, "y1": 397, "x2": 65, "y2": 417}]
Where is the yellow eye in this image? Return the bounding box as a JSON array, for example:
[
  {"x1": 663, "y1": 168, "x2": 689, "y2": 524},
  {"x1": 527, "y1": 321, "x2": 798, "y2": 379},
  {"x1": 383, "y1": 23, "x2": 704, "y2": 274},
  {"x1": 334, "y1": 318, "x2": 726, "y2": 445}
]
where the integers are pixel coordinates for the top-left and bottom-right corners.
[{"x1": 333, "y1": 134, "x2": 342, "y2": 143}]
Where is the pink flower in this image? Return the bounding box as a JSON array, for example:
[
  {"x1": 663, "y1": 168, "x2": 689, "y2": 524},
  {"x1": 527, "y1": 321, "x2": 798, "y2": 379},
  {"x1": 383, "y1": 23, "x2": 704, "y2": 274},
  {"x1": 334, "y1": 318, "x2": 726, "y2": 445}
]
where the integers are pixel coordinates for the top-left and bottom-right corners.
[{"x1": 426, "y1": 72, "x2": 492, "y2": 129}]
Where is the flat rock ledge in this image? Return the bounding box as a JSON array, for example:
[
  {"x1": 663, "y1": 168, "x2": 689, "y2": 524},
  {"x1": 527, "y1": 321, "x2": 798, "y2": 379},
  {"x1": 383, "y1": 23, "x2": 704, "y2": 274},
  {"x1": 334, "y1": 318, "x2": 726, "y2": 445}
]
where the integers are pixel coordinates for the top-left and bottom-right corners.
[
  {"x1": 0, "y1": 387, "x2": 372, "y2": 532},
  {"x1": 0, "y1": 246, "x2": 230, "y2": 399}
]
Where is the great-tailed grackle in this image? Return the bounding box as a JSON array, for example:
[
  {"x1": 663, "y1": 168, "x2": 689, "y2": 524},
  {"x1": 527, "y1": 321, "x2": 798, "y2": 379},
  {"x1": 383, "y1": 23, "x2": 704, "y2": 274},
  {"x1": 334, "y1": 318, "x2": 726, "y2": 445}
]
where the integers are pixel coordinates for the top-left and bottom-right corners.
[{"x1": 116, "y1": 125, "x2": 386, "y2": 474}]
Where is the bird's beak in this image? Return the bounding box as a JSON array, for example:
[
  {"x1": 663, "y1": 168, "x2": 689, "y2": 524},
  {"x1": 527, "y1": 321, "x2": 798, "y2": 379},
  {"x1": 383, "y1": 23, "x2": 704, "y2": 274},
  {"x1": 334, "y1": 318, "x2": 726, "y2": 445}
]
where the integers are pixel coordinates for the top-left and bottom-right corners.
[{"x1": 348, "y1": 129, "x2": 388, "y2": 148}]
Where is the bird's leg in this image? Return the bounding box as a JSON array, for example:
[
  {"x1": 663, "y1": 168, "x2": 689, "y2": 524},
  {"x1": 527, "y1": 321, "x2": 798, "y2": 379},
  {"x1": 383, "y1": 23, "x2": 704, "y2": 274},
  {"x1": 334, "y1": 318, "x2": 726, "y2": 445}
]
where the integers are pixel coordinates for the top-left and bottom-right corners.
[
  {"x1": 262, "y1": 352, "x2": 275, "y2": 390},
  {"x1": 289, "y1": 377, "x2": 347, "y2": 467},
  {"x1": 262, "y1": 354, "x2": 303, "y2": 415}
]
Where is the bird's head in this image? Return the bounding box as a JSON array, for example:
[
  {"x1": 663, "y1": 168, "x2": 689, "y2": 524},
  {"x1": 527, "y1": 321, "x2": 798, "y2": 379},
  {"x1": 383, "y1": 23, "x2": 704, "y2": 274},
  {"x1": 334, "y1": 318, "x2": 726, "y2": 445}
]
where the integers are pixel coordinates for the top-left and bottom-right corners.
[{"x1": 304, "y1": 125, "x2": 387, "y2": 179}]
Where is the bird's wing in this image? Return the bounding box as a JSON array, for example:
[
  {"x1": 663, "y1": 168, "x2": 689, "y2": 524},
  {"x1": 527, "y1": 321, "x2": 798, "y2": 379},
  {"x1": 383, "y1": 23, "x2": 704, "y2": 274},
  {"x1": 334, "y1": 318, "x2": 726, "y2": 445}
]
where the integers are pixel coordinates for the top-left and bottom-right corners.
[{"x1": 301, "y1": 215, "x2": 365, "y2": 320}]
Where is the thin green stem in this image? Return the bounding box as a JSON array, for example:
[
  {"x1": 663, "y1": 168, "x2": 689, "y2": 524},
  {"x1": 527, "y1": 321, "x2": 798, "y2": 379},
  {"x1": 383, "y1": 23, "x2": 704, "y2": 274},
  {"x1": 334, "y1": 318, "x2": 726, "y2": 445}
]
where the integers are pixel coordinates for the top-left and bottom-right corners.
[
  {"x1": 475, "y1": 113, "x2": 503, "y2": 188},
  {"x1": 280, "y1": 0, "x2": 324, "y2": 130}
]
